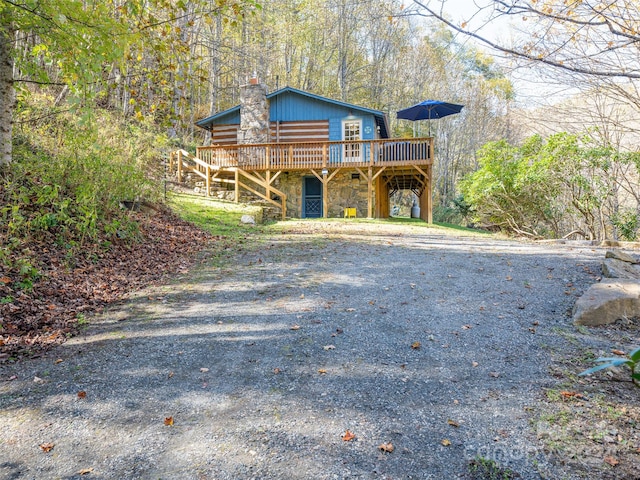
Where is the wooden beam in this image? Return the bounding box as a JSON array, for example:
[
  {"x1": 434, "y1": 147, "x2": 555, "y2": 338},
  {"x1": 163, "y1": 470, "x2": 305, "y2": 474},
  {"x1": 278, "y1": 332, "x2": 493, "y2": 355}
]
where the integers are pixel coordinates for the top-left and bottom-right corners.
[
  {"x1": 367, "y1": 166, "x2": 373, "y2": 219},
  {"x1": 206, "y1": 165, "x2": 211, "y2": 197},
  {"x1": 413, "y1": 165, "x2": 428, "y2": 178},
  {"x1": 309, "y1": 168, "x2": 340, "y2": 218},
  {"x1": 427, "y1": 164, "x2": 433, "y2": 224},
  {"x1": 237, "y1": 180, "x2": 282, "y2": 208},
  {"x1": 236, "y1": 168, "x2": 288, "y2": 220},
  {"x1": 234, "y1": 169, "x2": 239, "y2": 203},
  {"x1": 177, "y1": 150, "x2": 182, "y2": 183},
  {"x1": 322, "y1": 172, "x2": 328, "y2": 218},
  {"x1": 371, "y1": 166, "x2": 387, "y2": 181},
  {"x1": 271, "y1": 170, "x2": 282, "y2": 183},
  {"x1": 265, "y1": 170, "x2": 271, "y2": 200},
  {"x1": 355, "y1": 167, "x2": 380, "y2": 219},
  {"x1": 310, "y1": 169, "x2": 323, "y2": 182}
]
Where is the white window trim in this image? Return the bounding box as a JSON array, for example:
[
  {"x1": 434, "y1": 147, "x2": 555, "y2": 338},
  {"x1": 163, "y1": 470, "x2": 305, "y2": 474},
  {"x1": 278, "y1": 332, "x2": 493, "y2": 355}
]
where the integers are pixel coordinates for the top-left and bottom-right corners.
[{"x1": 342, "y1": 118, "x2": 362, "y2": 162}]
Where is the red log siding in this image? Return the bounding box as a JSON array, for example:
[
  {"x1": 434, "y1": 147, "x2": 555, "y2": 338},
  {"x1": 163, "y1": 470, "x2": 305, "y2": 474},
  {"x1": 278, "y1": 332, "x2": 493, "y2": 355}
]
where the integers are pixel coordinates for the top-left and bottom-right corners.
[{"x1": 210, "y1": 120, "x2": 329, "y2": 145}]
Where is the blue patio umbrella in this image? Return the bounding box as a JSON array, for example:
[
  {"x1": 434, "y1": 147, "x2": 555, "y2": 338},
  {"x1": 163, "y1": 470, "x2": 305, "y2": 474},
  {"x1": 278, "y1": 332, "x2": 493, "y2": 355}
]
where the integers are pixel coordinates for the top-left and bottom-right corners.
[{"x1": 397, "y1": 100, "x2": 464, "y2": 135}]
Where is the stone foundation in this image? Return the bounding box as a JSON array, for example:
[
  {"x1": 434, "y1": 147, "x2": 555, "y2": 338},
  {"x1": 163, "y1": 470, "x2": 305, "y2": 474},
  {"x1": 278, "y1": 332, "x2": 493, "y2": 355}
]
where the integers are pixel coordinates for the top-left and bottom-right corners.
[{"x1": 274, "y1": 170, "x2": 374, "y2": 218}]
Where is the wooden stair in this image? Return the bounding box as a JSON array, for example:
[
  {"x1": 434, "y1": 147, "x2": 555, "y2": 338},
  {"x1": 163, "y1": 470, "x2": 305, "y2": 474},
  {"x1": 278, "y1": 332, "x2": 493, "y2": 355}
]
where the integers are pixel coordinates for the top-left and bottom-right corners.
[{"x1": 169, "y1": 149, "x2": 287, "y2": 220}]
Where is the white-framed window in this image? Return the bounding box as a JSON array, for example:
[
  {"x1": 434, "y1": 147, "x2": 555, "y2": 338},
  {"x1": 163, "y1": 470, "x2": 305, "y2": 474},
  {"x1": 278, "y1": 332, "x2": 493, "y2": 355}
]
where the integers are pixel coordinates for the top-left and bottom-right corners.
[{"x1": 342, "y1": 118, "x2": 362, "y2": 162}]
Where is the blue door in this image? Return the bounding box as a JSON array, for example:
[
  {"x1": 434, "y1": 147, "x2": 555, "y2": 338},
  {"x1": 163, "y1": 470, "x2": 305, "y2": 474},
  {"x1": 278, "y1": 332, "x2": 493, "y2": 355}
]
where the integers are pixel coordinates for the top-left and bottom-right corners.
[{"x1": 303, "y1": 177, "x2": 322, "y2": 218}]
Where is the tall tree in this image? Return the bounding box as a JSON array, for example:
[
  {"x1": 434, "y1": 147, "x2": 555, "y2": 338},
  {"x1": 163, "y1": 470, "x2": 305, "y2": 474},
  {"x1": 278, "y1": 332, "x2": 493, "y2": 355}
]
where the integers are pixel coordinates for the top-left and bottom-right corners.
[
  {"x1": 1, "y1": 0, "x2": 258, "y2": 164},
  {"x1": 0, "y1": 13, "x2": 14, "y2": 165}
]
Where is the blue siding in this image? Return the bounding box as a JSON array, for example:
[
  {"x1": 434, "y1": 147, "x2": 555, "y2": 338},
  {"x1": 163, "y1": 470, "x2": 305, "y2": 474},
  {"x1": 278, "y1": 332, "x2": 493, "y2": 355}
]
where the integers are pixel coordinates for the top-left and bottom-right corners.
[
  {"x1": 328, "y1": 118, "x2": 341, "y2": 141},
  {"x1": 197, "y1": 86, "x2": 390, "y2": 138}
]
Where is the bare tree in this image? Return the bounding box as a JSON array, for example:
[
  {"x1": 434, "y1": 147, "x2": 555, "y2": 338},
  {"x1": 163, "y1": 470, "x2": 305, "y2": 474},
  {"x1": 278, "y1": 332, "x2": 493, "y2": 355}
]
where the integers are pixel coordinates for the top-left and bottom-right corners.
[{"x1": 410, "y1": 0, "x2": 640, "y2": 79}]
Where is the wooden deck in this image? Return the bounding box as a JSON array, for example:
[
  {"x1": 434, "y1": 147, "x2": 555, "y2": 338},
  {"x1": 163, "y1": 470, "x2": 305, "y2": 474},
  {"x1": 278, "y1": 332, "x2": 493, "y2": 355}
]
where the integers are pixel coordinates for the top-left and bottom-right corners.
[
  {"x1": 194, "y1": 137, "x2": 433, "y2": 171},
  {"x1": 169, "y1": 137, "x2": 434, "y2": 222}
]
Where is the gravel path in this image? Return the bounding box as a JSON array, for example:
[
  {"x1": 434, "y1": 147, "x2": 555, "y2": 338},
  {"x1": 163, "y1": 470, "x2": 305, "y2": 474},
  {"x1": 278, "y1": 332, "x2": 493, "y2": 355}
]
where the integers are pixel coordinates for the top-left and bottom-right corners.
[{"x1": 0, "y1": 221, "x2": 602, "y2": 479}]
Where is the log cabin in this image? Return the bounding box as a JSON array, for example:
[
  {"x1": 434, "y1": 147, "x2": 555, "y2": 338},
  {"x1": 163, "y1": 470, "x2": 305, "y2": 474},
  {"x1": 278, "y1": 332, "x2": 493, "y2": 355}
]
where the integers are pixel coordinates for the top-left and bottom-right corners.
[{"x1": 170, "y1": 79, "x2": 433, "y2": 222}]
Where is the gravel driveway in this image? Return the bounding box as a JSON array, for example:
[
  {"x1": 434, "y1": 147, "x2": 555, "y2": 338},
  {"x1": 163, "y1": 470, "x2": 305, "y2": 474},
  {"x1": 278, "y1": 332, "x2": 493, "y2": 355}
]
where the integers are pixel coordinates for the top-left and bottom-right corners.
[{"x1": 0, "y1": 221, "x2": 602, "y2": 479}]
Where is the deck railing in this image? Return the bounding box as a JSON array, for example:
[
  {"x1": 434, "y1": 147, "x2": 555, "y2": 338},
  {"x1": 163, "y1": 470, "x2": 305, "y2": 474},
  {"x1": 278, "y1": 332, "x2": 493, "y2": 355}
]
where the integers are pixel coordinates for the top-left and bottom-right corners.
[{"x1": 196, "y1": 137, "x2": 433, "y2": 171}]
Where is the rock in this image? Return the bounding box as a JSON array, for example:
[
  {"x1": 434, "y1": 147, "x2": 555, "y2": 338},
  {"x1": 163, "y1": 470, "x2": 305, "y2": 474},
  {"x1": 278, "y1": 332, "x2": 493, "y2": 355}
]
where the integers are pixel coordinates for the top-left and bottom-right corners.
[
  {"x1": 601, "y1": 258, "x2": 640, "y2": 279},
  {"x1": 605, "y1": 249, "x2": 639, "y2": 264},
  {"x1": 240, "y1": 215, "x2": 256, "y2": 225},
  {"x1": 573, "y1": 279, "x2": 640, "y2": 326},
  {"x1": 600, "y1": 239, "x2": 621, "y2": 247}
]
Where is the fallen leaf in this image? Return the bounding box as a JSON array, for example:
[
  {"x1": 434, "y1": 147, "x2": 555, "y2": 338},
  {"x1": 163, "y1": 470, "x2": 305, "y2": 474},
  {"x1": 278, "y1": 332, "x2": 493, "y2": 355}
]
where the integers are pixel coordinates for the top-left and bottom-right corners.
[
  {"x1": 78, "y1": 468, "x2": 94, "y2": 475},
  {"x1": 472, "y1": 361, "x2": 479, "y2": 368},
  {"x1": 164, "y1": 416, "x2": 174, "y2": 426},
  {"x1": 39, "y1": 442, "x2": 54, "y2": 452},
  {"x1": 378, "y1": 442, "x2": 394, "y2": 452},
  {"x1": 299, "y1": 294, "x2": 305, "y2": 299},
  {"x1": 200, "y1": 368, "x2": 209, "y2": 373},
  {"x1": 447, "y1": 419, "x2": 460, "y2": 427},
  {"x1": 54, "y1": 358, "x2": 63, "y2": 364},
  {"x1": 532, "y1": 321, "x2": 539, "y2": 326},
  {"x1": 411, "y1": 341, "x2": 421, "y2": 350},
  {"x1": 604, "y1": 455, "x2": 619, "y2": 466},
  {"x1": 273, "y1": 368, "x2": 282, "y2": 374},
  {"x1": 342, "y1": 430, "x2": 356, "y2": 441},
  {"x1": 290, "y1": 324, "x2": 300, "y2": 330},
  {"x1": 612, "y1": 349, "x2": 626, "y2": 356},
  {"x1": 441, "y1": 438, "x2": 451, "y2": 446},
  {"x1": 318, "y1": 368, "x2": 327, "y2": 374},
  {"x1": 77, "y1": 391, "x2": 87, "y2": 399},
  {"x1": 462, "y1": 324, "x2": 472, "y2": 330},
  {"x1": 168, "y1": 371, "x2": 174, "y2": 378},
  {"x1": 409, "y1": 283, "x2": 416, "y2": 289},
  {"x1": 506, "y1": 276, "x2": 513, "y2": 281},
  {"x1": 489, "y1": 372, "x2": 500, "y2": 378},
  {"x1": 560, "y1": 391, "x2": 584, "y2": 399},
  {"x1": 0, "y1": 276, "x2": 10, "y2": 284},
  {"x1": 323, "y1": 345, "x2": 336, "y2": 350},
  {"x1": 345, "y1": 308, "x2": 356, "y2": 312}
]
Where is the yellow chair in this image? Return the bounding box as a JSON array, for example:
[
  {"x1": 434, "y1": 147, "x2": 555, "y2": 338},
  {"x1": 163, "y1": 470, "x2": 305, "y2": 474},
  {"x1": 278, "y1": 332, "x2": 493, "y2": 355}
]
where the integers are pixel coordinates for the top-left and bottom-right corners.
[{"x1": 343, "y1": 207, "x2": 356, "y2": 218}]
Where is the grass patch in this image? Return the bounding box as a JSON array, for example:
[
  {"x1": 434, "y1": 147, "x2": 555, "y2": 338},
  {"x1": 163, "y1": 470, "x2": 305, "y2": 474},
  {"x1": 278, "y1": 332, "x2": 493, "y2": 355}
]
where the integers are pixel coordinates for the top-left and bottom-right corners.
[
  {"x1": 167, "y1": 193, "x2": 265, "y2": 238},
  {"x1": 468, "y1": 456, "x2": 519, "y2": 479}
]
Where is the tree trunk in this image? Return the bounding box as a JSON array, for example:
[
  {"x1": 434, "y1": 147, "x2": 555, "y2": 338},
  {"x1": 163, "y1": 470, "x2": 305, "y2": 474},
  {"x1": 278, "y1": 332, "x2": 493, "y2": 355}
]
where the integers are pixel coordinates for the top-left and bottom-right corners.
[{"x1": 0, "y1": 21, "x2": 15, "y2": 166}]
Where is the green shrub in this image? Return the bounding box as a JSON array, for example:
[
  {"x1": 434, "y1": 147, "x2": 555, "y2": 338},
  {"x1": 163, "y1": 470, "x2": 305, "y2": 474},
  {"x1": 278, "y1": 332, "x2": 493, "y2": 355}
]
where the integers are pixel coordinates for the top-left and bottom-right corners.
[
  {"x1": 1, "y1": 102, "x2": 167, "y2": 282},
  {"x1": 610, "y1": 208, "x2": 638, "y2": 241},
  {"x1": 579, "y1": 347, "x2": 640, "y2": 387}
]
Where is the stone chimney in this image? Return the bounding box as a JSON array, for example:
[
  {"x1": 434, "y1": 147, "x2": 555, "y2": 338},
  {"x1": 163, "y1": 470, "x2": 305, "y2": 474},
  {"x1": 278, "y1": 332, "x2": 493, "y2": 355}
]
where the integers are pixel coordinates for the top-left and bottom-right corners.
[{"x1": 237, "y1": 77, "x2": 270, "y2": 145}]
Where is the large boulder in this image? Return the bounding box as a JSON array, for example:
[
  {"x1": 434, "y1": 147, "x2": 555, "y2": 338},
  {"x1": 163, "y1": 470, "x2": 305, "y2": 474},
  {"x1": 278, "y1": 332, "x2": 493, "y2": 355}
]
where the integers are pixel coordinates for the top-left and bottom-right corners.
[
  {"x1": 601, "y1": 258, "x2": 640, "y2": 279},
  {"x1": 605, "y1": 249, "x2": 639, "y2": 264},
  {"x1": 573, "y1": 279, "x2": 640, "y2": 326}
]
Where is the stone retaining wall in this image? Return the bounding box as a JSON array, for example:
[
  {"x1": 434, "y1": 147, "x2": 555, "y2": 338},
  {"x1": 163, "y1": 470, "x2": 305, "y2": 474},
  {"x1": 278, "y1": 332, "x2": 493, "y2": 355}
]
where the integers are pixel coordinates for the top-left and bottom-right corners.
[{"x1": 274, "y1": 171, "x2": 373, "y2": 218}]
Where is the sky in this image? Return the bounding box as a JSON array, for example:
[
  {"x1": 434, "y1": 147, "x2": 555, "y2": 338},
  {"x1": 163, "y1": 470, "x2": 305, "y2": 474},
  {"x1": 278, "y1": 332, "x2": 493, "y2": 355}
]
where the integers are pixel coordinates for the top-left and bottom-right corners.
[{"x1": 412, "y1": 0, "x2": 576, "y2": 106}]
